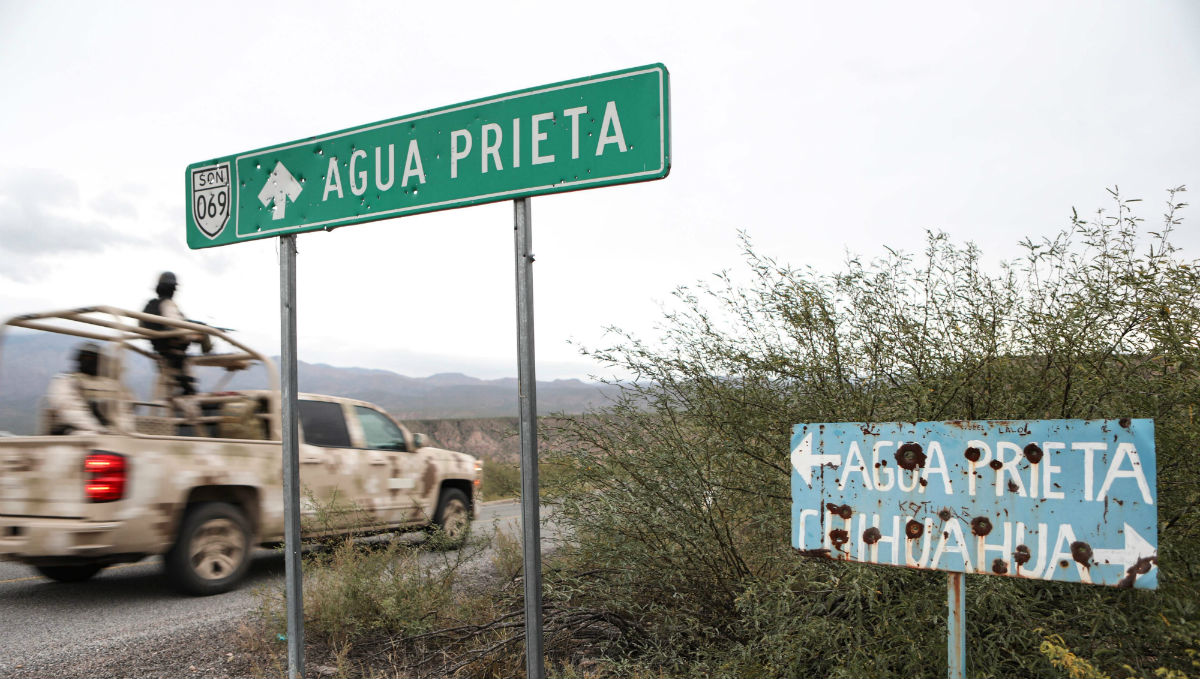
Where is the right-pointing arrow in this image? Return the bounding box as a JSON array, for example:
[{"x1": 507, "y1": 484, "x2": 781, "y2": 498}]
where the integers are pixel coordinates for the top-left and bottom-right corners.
[
  {"x1": 1092, "y1": 522, "x2": 1157, "y2": 573},
  {"x1": 790, "y1": 432, "x2": 841, "y2": 487}
]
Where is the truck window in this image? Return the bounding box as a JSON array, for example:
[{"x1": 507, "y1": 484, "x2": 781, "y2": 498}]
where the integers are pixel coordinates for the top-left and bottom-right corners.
[
  {"x1": 354, "y1": 406, "x2": 407, "y2": 451},
  {"x1": 298, "y1": 400, "x2": 351, "y2": 448}
]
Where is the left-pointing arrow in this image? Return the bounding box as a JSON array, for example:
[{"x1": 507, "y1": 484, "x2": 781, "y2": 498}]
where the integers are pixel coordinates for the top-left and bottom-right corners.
[
  {"x1": 258, "y1": 161, "x2": 303, "y2": 220},
  {"x1": 791, "y1": 432, "x2": 841, "y2": 486}
]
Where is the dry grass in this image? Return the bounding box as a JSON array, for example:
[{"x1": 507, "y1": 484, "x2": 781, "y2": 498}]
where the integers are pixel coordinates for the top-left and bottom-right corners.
[{"x1": 243, "y1": 522, "x2": 627, "y2": 678}]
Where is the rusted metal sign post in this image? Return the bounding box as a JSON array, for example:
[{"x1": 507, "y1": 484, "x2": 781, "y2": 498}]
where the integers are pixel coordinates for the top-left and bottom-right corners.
[{"x1": 791, "y1": 419, "x2": 1158, "y2": 678}]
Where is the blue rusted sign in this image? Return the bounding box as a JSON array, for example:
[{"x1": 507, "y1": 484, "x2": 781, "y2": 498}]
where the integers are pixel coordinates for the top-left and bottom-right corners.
[{"x1": 791, "y1": 420, "x2": 1158, "y2": 589}]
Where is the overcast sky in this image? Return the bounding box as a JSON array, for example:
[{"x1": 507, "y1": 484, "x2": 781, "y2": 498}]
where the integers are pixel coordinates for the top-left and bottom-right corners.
[{"x1": 1, "y1": 1, "x2": 1197, "y2": 380}]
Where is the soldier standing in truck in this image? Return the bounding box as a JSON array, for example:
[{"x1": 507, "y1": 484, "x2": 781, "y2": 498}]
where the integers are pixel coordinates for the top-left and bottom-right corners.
[{"x1": 141, "y1": 271, "x2": 211, "y2": 396}]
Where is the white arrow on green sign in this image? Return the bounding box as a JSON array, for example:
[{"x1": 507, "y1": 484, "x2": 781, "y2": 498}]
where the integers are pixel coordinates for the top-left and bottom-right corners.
[{"x1": 185, "y1": 64, "x2": 670, "y2": 249}]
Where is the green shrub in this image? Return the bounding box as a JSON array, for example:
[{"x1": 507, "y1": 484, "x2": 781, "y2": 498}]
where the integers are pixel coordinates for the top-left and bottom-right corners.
[
  {"x1": 482, "y1": 460, "x2": 522, "y2": 500},
  {"x1": 544, "y1": 187, "x2": 1200, "y2": 677},
  {"x1": 253, "y1": 485, "x2": 502, "y2": 674},
  {"x1": 252, "y1": 517, "x2": 609, "y2": 677},
  {"x1": 305, "y1": 537, "x2": 457, "y2": 644},
  {"x1": 482, "y1": 455, "x2": 572, "y2": 502}
]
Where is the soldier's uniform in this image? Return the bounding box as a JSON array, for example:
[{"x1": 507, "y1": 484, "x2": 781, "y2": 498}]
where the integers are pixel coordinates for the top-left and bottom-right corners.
[
  {"x1": 43, "y1": 345, "x2": 132, "y2": 435},
  {"x1": 143, "y1": 272, "x2": 210, "y2": 398}
]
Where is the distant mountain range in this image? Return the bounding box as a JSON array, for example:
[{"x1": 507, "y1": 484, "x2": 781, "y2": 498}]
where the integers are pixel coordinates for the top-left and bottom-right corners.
[{"x1": 0, "y1": 332, "x2": 621, "y2": 435}]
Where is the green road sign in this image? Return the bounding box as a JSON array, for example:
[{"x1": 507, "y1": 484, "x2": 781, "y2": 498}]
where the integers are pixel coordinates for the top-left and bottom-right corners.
[{"x1": 185, "y1": 64, "x2": 670, "y2": 249}]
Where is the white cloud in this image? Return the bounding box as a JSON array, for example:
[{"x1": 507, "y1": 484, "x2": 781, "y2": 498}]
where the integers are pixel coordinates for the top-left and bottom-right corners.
[
  {"x1": 90, "y1": 193, "x2": 138, "y2": 219},
  {"x1": 0, "y1": 1, "x2": 1196, "y2": 379},
  {"x1": 0, "y1": 170, "x2": 157, "y2": 281}
]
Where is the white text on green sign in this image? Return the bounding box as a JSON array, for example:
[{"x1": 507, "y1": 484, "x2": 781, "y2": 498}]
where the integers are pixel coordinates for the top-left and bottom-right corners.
[{"x1": 185, "y1": 64, "x2": 670, "y2": 249}]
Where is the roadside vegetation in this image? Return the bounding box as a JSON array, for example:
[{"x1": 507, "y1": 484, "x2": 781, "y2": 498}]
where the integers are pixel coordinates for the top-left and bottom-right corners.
[
  {"x1": 248, "y1": 187, "x2": 1199, "y2": 677},
  {"x1": 482, "y1": 461, "x2": 522, "y2": 500},
  {"x1": 484, "y1": 458, "x2": 571, "y2": 501}
]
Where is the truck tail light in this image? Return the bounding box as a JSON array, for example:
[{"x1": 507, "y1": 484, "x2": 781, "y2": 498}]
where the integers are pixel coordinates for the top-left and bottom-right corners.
[
  {"x1": 84, "y1": 452, "x2": 126, "y2": 502},
  {"x1": 474, "y1": 460, "x2": 482, "y2": 488}
]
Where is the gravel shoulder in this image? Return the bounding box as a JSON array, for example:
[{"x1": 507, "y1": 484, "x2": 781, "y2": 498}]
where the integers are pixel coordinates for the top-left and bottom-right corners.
[
  {"x1": 0, "y1": 500, "x2": 526, "y2": 678},
  {"x1": 2, "y1": 608, "x2": 261, "y2": 679}
]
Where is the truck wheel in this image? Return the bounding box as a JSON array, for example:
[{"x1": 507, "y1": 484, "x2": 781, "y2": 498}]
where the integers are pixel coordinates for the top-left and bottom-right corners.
[
  {"x1": 164, "y1": 502, "x2": 251, "y2": 596},
  {"x1": 430, "y1": 488, "x2": 471, "y2": 550},
  {"x1": 34, "y1": 564, "x2": 103, "y2": 583}
]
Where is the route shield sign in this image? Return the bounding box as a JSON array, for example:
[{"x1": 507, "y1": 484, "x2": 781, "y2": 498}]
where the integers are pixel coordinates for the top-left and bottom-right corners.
[
  {"x1": 791, "y1": 420, "x2": 1158, "y2": 589},
  {"x1": 185, "y1": 64, "x2": 670, "y2": 249}
]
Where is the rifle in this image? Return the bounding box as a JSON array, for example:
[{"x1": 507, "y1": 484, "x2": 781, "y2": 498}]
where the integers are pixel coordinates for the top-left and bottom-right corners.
[{"x1": 186, "y1": 319, "x2": 237, "y2": 333}]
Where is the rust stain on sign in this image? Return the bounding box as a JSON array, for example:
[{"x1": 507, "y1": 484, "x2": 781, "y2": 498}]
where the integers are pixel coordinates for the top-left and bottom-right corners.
[{"x1": 791, "y1": 419, "x2": 1159, "y2": 589}]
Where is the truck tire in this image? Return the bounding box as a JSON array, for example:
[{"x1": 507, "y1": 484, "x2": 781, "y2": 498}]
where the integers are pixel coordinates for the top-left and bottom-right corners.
[
  {"x1": 430, "y1": 488, "x2": 471, "y2": 550},
  {"x1": 164, "y1": 502, "x2": 251, "y2": 596},
  {"x1": 34, "y1": 564, "x2": 103, "y2": 583}
]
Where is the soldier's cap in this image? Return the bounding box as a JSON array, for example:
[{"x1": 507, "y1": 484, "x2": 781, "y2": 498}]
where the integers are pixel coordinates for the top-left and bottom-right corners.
[{"x1": 157, "y1": 271, "x2": 178, "y2": 288}]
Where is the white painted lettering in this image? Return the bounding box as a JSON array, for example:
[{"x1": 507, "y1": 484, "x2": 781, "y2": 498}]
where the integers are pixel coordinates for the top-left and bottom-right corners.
[
  {"x1": 1071, "y1": 441, "x2": 1104, "y2": 501},
  {"x1": 1096, "y1": 443, "x2": 1154, "y2": 505},
  {"x1": 450, "y1": 130, "x2": 472, "y2": 179},
  {"x1": 976, "y1": 521, "x2": 1013, "y2": 573},
  {"x1": 349, "y1": 149, "x2": 368, "y2": 196},
  {"x1": 1042, "y1": 441, "x2": 1065, "y2": 499},
  {"x1": 1028, "y1": 446, "x2": 1041, "y2": 499},
  {"x1": 931, "y1": 517, "x2": 974, "y2": 573},
  {"x1": 897, "y1": 466, "x2": 920, "y2": 492},
  {"x1": 922, "y1": 441, "x2": 953, "y2": 495},
  {"x1": 856, "y1": 514, "x2": 868, "y2": 562},
  {"x1": 402, "y1": 140, "x2": 426, "y2": 187},
  {"x1": 871, "y1": 441, "x2": 895, "y2": 491},
  {"x1": 1044, "y1": 523, "x2": 1092, "y2": 583},
  {"x1": 966, "y1": 440, "x2": 991, "y2": 497},
  {"x1": 512, "y1": 117, "x2": 521, "y2": 168},
  {"x1": 994, "y1": 441, "x2": 1027, "y2": 497},
  {"x1": 837, "y1": 441, "x2": 874, "y2": 491},
  {"x1": 595, "y1": 100, "x2": 627, "y2": 155},
  {"x1": 481, "y1": 123, "x2": 503, "y2": 173},
  {"x1": 822, "y1": 509, "x2": 833, "y2": 552},
  {"x1": 867, "y1": 513, "x2": 902, "y2": 566},
  {"x1": 795, "y1": 508, "x2": 819, "y2": 547},
  {"x1": 1014, "y1": 521, "x2": 1049, "y2": 577},
  {"x1": 375, "y1": 144, "x2": 395, "y2": 191},
  {"x1": 531, "y1": 112, "x2": 555, "y2": 165},
  {"x1": 563, "y1": 106, "x2": 588, "y2": 159},
  {"x1": 322, "y1": 157, "x2": 343, "y2": 201},
  {"x1": 905, "y1": 517, "x2": 934, "y2": 568}
]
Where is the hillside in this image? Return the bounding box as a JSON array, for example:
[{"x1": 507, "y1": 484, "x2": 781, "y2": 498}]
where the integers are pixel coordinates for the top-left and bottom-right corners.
[
  {"x1": 0, "y1": 332, "x2": 617, "y2": 435},
  {"x1": 404, "y1": 417, "x2": 520, "y2": 462}
]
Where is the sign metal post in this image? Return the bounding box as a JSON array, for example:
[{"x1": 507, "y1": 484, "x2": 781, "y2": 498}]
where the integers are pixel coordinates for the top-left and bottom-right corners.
[
  {"x1": 947, "y1": 572, "x2": 966, "y2": 679},
  {"x1": 513, "y1": 196, "x2": 545, "y2": 679},
  {"x1": 278, "y1": 234, "x2": 305, "y2": 679},
  {"x1": 187, "y1": 65, "x2": 670, "y2": 678},
  {"x1": 791, "y1": 419, "x2": 1158, "y2": 678}
]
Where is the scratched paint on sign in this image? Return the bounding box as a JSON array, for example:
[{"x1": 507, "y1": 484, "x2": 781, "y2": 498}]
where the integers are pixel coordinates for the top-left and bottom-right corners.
[{"x1": 790, "y1": 420, "x2": 1158, "y2": 589}]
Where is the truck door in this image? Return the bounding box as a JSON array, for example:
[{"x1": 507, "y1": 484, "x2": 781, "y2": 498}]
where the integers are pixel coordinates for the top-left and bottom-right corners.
[
  {"x1": 350, "y1": 405, "x2": 423, "y2": 526},
  {"x1": 296, "y1": 399, "x2": 360, "y2": 530}
]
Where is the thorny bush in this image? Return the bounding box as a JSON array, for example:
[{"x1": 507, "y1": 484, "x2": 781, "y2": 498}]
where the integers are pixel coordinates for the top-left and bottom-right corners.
[{"x1": 543, "y1": 187, "x2": 1200, "y2": 677}]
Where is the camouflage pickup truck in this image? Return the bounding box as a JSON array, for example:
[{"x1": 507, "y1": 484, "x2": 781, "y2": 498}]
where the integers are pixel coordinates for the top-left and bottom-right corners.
[{"x1": 0, "y1": 306, "x2": 481, "y2": 595}]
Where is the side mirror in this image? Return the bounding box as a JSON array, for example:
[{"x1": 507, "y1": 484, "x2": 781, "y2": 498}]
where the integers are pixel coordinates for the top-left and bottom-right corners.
[{"x1": 413, "y1": 433, "x2": 427, "y2": 450}]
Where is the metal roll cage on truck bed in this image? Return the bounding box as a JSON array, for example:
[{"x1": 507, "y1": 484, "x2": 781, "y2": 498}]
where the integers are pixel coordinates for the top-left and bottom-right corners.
[
  {"x1": 0, "y1": 305, "x2": 481, "y2": 595},
  {"x1": 0, "y1": 305, "x2": 280, "y2": 437}
]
